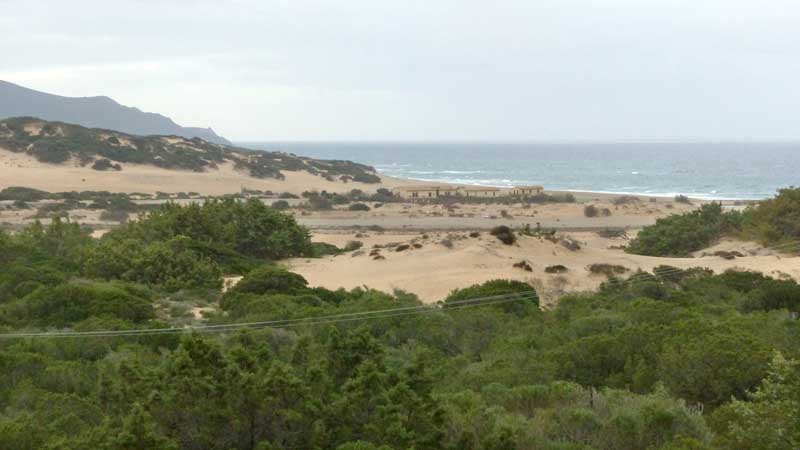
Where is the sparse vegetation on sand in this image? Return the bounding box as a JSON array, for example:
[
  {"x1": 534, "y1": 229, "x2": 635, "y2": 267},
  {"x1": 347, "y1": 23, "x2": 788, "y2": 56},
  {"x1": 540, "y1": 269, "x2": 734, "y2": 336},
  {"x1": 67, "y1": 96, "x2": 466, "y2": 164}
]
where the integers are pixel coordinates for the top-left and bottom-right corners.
[{"x1": 0, "y1": 116, "x2": 381, "y2": 182}]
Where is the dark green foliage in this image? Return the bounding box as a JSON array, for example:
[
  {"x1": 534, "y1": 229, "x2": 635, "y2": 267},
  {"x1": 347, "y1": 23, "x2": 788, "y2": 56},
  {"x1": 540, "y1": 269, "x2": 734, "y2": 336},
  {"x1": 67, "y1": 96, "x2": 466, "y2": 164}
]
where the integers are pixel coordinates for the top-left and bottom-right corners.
[
  {"x1": 2, "y1": 264, "x2": 799, "y2": 449},
  {"x1": 626, "y1": 203, "x2": 744, "y2": 257},
  {"x1": 742, "y1": 186, "x2": 800, "y2": 246},
  {"x1": 446, "y1": 279, "x2": 538, "y2": 315},
  {"x1": 228, "y1": 266, "x2": 309, "y2": 296},
  {"x1": 102, "y1": 198, "x2": 311, "y2": 263},
  {"x1": 709, "y1": 353, "x2": 800, "y2": 450},
  {"x1": 2, "y1": 281, "x2": 154, "y2": 328},
  {"x1": 3, "y1": 189, "x2": 800, "y2": 449},
  {"x1": 628, "y1": 189, "x2": 800, "y2": 257}
]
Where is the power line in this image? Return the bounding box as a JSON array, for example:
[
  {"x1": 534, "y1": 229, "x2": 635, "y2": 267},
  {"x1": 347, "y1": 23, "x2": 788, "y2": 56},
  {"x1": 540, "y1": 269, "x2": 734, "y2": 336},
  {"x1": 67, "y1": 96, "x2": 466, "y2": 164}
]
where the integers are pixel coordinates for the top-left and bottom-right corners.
[
  {"x1": 1, "y1": 238, "x2": 797, "y2": 340},
  {"x1": 0, "y1": 292, "x2": 538, "y2": 339}
]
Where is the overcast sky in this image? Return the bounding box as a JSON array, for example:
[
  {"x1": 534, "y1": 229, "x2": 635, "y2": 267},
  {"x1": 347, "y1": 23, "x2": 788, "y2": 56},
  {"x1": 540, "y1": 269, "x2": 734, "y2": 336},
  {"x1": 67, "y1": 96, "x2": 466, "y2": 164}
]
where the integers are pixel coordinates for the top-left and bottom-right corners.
[{"x1": 2, "y1": 0, "x2": 799, "y2": 141}]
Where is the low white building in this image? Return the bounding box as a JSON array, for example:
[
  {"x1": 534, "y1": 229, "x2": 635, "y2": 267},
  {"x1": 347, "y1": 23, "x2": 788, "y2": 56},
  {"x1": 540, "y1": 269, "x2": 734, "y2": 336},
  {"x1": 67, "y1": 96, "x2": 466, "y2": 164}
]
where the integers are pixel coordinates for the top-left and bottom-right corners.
[
  {"x1": 510, "y1": 185, "x2": 544, "y2": 196},
  {"x1": 393, "y1": 184, "x2": 545, "y2": 201}
]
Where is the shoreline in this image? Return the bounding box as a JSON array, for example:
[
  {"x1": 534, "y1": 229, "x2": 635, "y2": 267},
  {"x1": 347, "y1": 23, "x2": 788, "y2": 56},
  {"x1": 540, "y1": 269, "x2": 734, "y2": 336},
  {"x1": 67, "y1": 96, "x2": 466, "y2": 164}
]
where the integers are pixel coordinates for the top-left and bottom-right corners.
[{"x1": 387, "y1": 175, "x2": 756, "y2": 202}]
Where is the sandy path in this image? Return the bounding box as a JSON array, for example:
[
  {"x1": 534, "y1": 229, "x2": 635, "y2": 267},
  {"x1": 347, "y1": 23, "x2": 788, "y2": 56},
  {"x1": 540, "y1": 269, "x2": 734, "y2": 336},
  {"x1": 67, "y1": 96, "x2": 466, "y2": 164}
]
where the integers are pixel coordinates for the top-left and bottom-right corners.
[{"x1": 296, "y1": 214, "x2": 660, "y2": 231}]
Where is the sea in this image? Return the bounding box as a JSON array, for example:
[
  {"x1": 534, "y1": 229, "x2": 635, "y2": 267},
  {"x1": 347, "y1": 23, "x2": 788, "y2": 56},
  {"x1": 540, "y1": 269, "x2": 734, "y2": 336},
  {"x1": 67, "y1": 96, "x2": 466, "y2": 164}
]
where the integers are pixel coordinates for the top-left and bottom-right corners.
[{"x1": 244, "y1": 142, "x2": 800, "y2": 200}]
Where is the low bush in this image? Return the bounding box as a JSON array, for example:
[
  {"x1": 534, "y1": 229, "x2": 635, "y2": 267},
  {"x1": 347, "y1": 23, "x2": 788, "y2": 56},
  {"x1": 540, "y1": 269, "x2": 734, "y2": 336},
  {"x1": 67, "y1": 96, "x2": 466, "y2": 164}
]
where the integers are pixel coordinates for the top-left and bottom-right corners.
[
  {"x1": 271, "y1": 200, "x2": 290, "y2": 210},
  {"x1": 226, "y1": 266, "x2": 308, "y2": 296},
  {"x1": 584, "y1": 205, "x2": 599, "y2": 217},
  {"x1": 545, "y1": 264, "x2": 568, "y2": 273},
  {"x1": 513, "y1": 260, "x2": 532, "y2": 271},
  {"x1": 613, "y1": 195, "x2": 640, "y2": 205},
  {"x1": 445, "y1": 279, "x2": 538, "y2": 313},
  {"x1": 349, "y1": 202, "x2": 371, "y2": 211},
  {"x1": 91, "y1": 158, "x2": 122, "y2": 171},
  {"x1": 490, "y1": 225, "x2": 516, "y2": 245},
  {"x1": 0, "y1": 186, "x2": 51, "y2": 201},
  {"x1": 588, "y1": 263, "x2": 629, "y2": 277},
  {"x1": 343, "y1": 240, "x2": 363, "y2": 252}
]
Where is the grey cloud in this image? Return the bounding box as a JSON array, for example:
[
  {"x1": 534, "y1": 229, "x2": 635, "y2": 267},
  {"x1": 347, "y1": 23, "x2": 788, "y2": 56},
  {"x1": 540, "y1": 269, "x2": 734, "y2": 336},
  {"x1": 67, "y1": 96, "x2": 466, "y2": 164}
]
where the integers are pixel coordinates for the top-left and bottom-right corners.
[{"x1": 1, "y1": 0, "x2": 799, "y2": 140}]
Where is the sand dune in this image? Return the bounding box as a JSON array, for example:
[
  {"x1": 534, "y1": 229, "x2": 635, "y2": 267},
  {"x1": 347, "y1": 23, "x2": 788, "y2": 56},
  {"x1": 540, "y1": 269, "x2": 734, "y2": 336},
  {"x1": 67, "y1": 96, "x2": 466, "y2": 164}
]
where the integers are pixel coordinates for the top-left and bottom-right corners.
[
  {"x1": 288, "y1": 231, "x2": 800, "y2": 306},
  {"x1": 0, "y1": 147, "x2": 410, "y2": 196}
]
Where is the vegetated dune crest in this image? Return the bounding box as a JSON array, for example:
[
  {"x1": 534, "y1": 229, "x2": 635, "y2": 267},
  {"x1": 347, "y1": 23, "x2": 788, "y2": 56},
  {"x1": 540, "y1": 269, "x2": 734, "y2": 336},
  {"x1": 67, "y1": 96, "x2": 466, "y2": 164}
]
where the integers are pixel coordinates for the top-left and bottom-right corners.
[{"x1": 0, "y1": 147, "x2": 413, "y2": 196}]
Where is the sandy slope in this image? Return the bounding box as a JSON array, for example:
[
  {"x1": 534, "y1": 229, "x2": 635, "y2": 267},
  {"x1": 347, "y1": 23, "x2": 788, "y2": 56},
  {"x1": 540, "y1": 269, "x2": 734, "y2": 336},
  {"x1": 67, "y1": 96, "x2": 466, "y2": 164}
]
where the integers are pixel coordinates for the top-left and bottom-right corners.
[
  {"x1": 288, "y1": 231, "x2": 800, "y2": 306},
  {"x1": 0, "y1": 148, "x2": 410, "y2": 195}
]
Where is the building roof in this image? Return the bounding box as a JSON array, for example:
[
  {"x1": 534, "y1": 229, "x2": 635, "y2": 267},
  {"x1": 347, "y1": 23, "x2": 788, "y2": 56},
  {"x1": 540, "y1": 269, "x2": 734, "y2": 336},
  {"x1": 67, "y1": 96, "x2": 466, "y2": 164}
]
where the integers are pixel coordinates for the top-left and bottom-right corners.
[
  {"x1": 462, "y1": 186, "x2": 501, "y2": 191},
  {"x1": 395, "y1": 185, "x2": 440, "y2": 192},
  {"x1": 514, "y1": 185, "x2": 544, "y2": 189}
]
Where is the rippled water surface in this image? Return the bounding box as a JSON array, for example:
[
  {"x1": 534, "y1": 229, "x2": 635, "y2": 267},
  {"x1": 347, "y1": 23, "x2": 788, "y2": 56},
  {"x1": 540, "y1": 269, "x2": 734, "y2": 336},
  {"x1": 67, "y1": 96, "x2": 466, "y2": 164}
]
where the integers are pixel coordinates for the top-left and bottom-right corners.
[{"x1": 245, "y1": 142, "x2": 800, "y2": 199}]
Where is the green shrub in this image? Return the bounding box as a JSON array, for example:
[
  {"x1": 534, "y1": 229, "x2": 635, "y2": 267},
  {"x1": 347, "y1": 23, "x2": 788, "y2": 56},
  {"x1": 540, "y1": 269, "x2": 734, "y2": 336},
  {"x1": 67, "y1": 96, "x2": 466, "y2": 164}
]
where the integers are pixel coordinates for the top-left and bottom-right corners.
[
  {"x1": 310, "y1": 242, "x2": 342, "y2": 257},
  {"x1": 7, "y1": 281, "x2": 153, "y2": 327},
  {"x1": 445, "y1": 279, "x2": 538, "y2": 314},
  {"x1": 742, "y1": 187, "x2": 800, "y2": 246},
  {"x1": 227, "y1": 266, "x2": 309, "y2": 296}
]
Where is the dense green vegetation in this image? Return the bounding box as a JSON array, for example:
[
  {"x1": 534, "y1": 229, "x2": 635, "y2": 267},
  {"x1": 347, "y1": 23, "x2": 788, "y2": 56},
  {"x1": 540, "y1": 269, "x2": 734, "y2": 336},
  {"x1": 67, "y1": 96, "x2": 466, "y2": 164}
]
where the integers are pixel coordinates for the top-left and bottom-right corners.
[
  {"x1": 0, "y1": 116, "x2": 381, "y2": 182},
  {"x1": 626, "y1": 203, "x2": 744, "y2": 256},
  {"x1": 627, "y1": 188, "x2": 800, "y2": 257},
  {"x1": 1, "y1": 194, "x2": 800, "y2": 449}
]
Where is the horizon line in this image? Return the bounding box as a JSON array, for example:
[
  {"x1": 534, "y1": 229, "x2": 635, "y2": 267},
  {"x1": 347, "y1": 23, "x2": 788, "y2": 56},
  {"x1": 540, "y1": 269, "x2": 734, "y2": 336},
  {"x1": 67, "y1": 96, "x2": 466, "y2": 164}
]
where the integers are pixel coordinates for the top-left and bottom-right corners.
[{"x1": 235, "y1": 139, "x2": 800, "y2": 145}]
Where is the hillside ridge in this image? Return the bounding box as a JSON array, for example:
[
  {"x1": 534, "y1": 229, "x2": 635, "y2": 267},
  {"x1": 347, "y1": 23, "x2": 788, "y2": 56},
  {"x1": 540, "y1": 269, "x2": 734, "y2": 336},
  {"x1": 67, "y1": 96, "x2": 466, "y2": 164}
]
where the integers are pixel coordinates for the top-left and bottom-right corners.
[{"x1": 0, "y1": 80, "x2": 230, "y2": 145}]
